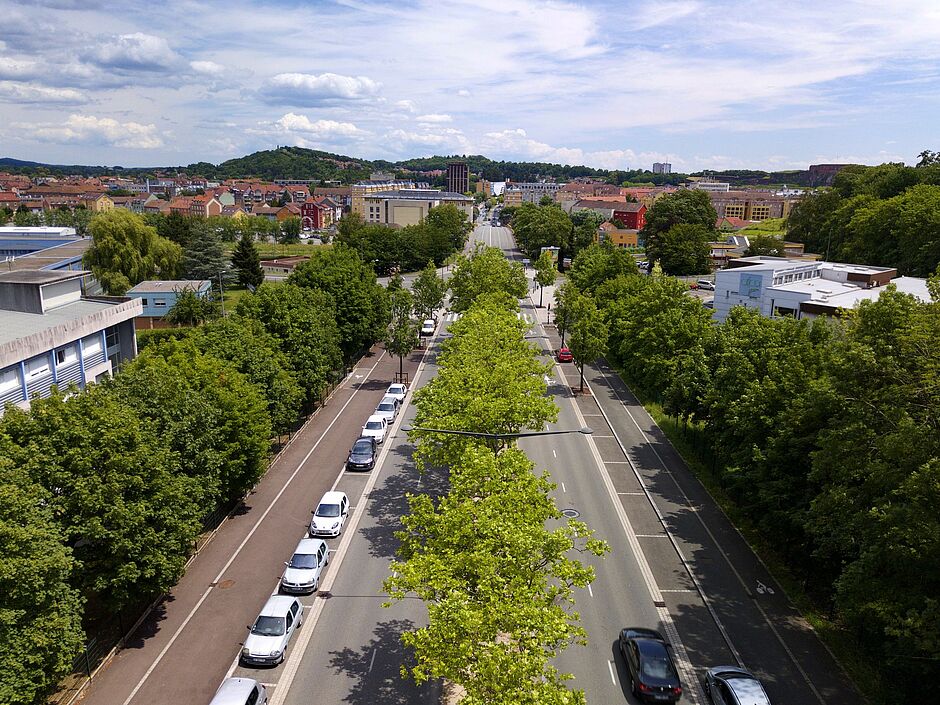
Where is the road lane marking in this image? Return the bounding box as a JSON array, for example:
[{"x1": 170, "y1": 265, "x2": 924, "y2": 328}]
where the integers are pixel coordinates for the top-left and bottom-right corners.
[
  {"x1": 636, "y1": 534, "x2": 669, "y2": 538},
  {"x1": 368, "y1": 649, "x2": 377, "y2": 673},
  {"x1": 561, "y1": 482, "x2": 566, "y2": 493},
  {"x1": 608, "y1": 660, "x2": 616, "y2": 685},
  {"x1": 552, "y1": 448, "x2": 557, "y2": 458},
  {"x1": 120, "y1": 352, "x2": 387, "y2": 705},
  {"x1": 618, "y1": 491, "x2": 645, "y2": 495},
  {"x1": 587, "y1": 584, "x2": 593, "y2": 597}
]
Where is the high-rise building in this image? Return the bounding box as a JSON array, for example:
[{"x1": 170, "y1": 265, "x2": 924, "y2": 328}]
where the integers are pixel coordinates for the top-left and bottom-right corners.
[
  {"x1": 446, "y1": 161, "x2": 469, "y2": 194},
  {"x1": 653, "y1": 162, "x2": 672, "y2": 174}
]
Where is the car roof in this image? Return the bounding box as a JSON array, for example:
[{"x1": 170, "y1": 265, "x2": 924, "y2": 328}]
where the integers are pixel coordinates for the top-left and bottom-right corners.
[
  {"x1": 723, "y1": 672, "x2": 770, "y2": 704},
  {"x1": 423, "y1": 319, "x2": 435, "y2": 324},
  {"x1": 365, "y1": 414, "x2": 385, "y2": 423},
  {"x1": 379, "y1": 396, "x2": 397, "y2": 404},
  {"x1": 212, "y1": 677, "x2": 260, "y2": 701},
  {"x1": 622, "y1": 627, "x2": 665, "y2": 642},
  {"x1": 319, "y1": 491, "x2": 346, "y2": 504},
  {"x1": 388, "y1": 383, "x2": 406, "y2": 389},
  {"x1": 353, "y1": 436, "x2": 374, "y2": 445},
  {"x1": 293, "y1": 537, "x2": 326, "y2": 553},
  {"x1": 259, "y1": 595, "x2": 298, "y2": 616}
]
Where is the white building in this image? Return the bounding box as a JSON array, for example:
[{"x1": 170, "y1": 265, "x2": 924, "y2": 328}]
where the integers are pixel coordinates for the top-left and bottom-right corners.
[
  {"x1": 713, "y1": 257, "x2": 932, "y2": 323},
  {"x1": 362, "y1": 189, "x2": 474, "y2": 227},
  {"x1": 653, "y1": 162, "x2": 672, "y2": 174},
  {"x1": 690, "y1": 181, "x2": 731, "y2": 192}
]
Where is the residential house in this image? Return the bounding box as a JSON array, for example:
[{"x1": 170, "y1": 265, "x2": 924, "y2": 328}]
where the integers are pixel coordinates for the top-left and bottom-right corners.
[
  {"x1": 126, "y1": 279, "x2": 213, "y2": 329},
  {"x1": 189, "y1": 195, "x2": 223, "y2": 218},
  {"x1": 260, "y1": 256, "x2": 310, "y2": 278}
]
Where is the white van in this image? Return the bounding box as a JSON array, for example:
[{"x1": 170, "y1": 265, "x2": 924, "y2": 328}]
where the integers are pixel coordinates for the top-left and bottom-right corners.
[{"x1": 209, "y1": 678, "x2": 267, "y2": 705}]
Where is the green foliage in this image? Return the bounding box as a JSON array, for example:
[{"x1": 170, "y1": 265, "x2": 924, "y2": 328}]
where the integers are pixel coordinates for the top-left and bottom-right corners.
[
  {"x1": 651, "y1": 223, "x2": 713, "y2": 276},
  {"x1": 231, "y1": 232, "x2": 264, "y2": 290},
  {"x1": 566, "y1": 293, "x2": 607, "y2": 391},
  {"x1": 568, "y1": 242, "x2": 638, "y2": 294},
  {"x1": 447, "y1": 243, "x2": 528, "y2": 313},
  {"x1": 84, "y1": 210, "x2": 182, "y2": 295},
  {"x1": 385, "y1": 288, "x2": 420, "y2": 377},
  {"x1": 164, "y1": 287, "x2": 220, "y2": 326},
  {"x1": 641, "y1": 190, "x2": 717, "y2": 268},
  {"x1": 411, "y1": 261, "x2": 447, "y2": 320},
  {"x1": 0, "y1": 451, "x2": 84, "y2": 705},
  {"x1": 533, "y1": 250, "x2": 557, "y2": 307},
  {"x1": 510, "y1": 201, "x2": 573, "y2": 261},
  {"x1": 183, "y1": 221, "x2": 228, "y2": 281},
  {"x1": 280, "y1": 216, "x2": 302, "y2": 244},
  {"x1": 288, "y1": 244, "x2": 389, "y2": 359},
  {"x1": 743, "y1": 233, "x2": 787, "y2": 257},
  {"x1": 425, "y1": 203, "x2": 473, "y2": 251}
]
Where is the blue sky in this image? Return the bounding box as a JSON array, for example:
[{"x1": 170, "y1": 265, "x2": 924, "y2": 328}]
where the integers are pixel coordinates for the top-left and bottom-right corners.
[{"x1": 1, "y1": 0, "x2": 938, "y2": 171}]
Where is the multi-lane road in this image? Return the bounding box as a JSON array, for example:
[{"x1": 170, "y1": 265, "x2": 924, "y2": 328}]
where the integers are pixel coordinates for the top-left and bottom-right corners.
[{"x1": 78, "y1": 218, "x2": 858, "y2": 705}]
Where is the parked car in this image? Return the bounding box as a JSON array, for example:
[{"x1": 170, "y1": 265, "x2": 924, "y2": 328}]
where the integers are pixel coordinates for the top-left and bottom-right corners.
[
  {"x1": 280, "y1": 537, "x2": 329, "y2": 594},
  {"x1": 385, "y1": 383, "x2": 408, "y2": 403},
  {"x1": 420, "y1": 319, "x2": 436, "y2": 336},
  {"x1": 346, "y1": 436, "x2": 377, "y2": 471},
  {"x1": 557, "y1": 346, "x2": 573, "y2": 363},
  {"x1": 209, "y1": 677, "x2": 267, "y2": 705},
  {"x1": 361, "y1": 414, "x2": 388, "y2": 444},
  {"x1": 309, "y1": 491, "x2": 349, "y2": 538},
  {"x1": 374, "y1": 395, "x2": 400, "y2": 422},
  {"x1": 618, "y1": 627, "x2": 683, "y2": 703},
  {"x1": 697, "y1": 279, "x2": 715, "y2": 291},
  {"x1": 688, "y1": 281, "x2": 699, "y2": 289},
  {"x1": 241, "y1": 596, "x2": 304, "y2": 666},
  {"x1": 703, "y1": 666, "x2": 772, "y2": 705}
]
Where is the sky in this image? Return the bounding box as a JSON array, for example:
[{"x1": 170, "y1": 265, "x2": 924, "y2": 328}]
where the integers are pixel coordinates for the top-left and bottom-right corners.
[{"x1": 1, "y1": 0, "x2": 939, "y2": 172}]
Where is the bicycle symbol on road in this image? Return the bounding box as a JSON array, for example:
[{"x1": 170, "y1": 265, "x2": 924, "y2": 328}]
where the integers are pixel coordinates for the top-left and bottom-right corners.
[{"x1": 755, "y1": 580, "x2": 775, "y2": 595}]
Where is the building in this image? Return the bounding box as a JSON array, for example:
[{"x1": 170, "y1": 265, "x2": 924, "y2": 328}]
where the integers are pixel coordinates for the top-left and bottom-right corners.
[
  {"x1": 652, "y1": 162, "x2": 672, "y2": 174},
  {"x1": 362, "y1": 189, "x2": 474, "y2": 227},
  {"x1": 502, "y1": 182, "x2": 566, "y2": 205},
  {"x1": 0, "y1": 227, "x2": 79, "y2": 258},
  {"x1": 570, "y1": 199, "x2": 645, "y2": 229},
  {"x1": 690, "y1": 180, "x2": 731, "y2": 192},
  {"x1": 475, "y1": 179, "x2": 492, "y2": 197},
  {"x1": 189, "y1": 195, "x2": 223, "y2": 218},
  {"x1": 125, "y1": 280, "x2": 212, "y2": 329},
  {"x1": 708, "y1": 190, "x2": 797, "y2": 221},
  {"x1": 0, "y1": 270, "x2": 141, "y2": 413},
  {"x1": 260, "y1": 256, "x2": 310, "y2": 278},
  {"x1": 351, "y1": 180, "x2": 419, "y2": 216},
  {"x1": 595, "y1": 225, "x2": 639, "y2": 249},
  {"x1": 446, "y1": 161, "x2": 469, "y2": 195},
  {"x1": 712, "y1": 257, "x2": 931, "y2": 322}
]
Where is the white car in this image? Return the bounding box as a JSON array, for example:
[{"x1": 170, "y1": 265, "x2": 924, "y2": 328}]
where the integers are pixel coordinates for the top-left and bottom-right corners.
[
  {"x1": 361, "y1": 414, "x2": 388, "y2": 444},
  {"x1": 309, "y1": 491, "x2": 349, "y2": 538},
  {"x1": 209, "y1": 677, "x2": 267, "y2": 705},
  {"x1": 697, "y1": 279, "x2": 716, "y2": 290},
  {"x1": 241, "y1": 596, "x2": 303, "y2": 666},
  {"x1": 280, "y1": 538, "x2": 329, "y2": 594},
  {"x1": 385, "y1": 383, "x2": 408, "y2": 403},
  {"x1": 374, "y1": 395, "x2": 400, "y2": 423},
  {"x1": 420, "y1": 319, "x2": 436, "y2": 336}
]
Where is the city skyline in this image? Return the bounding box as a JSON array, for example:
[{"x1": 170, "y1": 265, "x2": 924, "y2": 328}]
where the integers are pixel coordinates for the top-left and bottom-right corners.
[{"x1": 1, "y1": 0, "x2": 938, "y2": 171}]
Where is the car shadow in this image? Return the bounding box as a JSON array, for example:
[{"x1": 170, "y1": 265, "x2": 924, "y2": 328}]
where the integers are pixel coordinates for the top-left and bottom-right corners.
[{"x1": 611, "y1": 639, "x2": 638, "y2": 703}]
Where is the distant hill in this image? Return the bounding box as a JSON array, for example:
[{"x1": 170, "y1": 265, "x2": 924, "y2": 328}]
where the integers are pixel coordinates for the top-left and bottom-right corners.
[{"x1": 0, "y1": 148, "x2": 841, "y2": 187}]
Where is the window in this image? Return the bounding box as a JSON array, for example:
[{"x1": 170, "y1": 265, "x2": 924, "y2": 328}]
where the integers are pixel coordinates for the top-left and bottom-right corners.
[
  {"x1": 154, "y1": 298, "x2": 166, "y2": 307},
  {"x1": 105, "y1": 327, "x2": 120, "y2": 349},
  {"x1": 25, "y1": 356, "x2": 50, "y2": 379},
  {"x1": 141, "y1": 298, "x2": 148, "y2": 306},
  {"x1": 0, "y1": 367, "x2": 20, "y2": 394},
  {"x1": 246, "y1": 688, "x2": 259, "y2": 705}
]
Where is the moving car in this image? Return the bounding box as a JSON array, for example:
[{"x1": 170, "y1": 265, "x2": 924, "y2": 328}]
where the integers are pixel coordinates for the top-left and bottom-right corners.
[
  {"x1": 385, "y1": 383, "x2": 408, "y2": 403},
  {"x1": 618, "y1": 627, "x2": 683, "y2": 702},
  {"x1": 361, "y1": 414, "x2": 388, "y2": 444},
  {"x1": 309, "y1": 491, "x2": 349, "y2": 538},
  {"x1": 703, "y1": 666, "x2": 772, "y2": 705},
  {"x1": 374, "y1": 395, "x2": 400, "y2": 422},
  {"x1": 697, "y1": 279, "x2": 716, "y2": 290},
  {"x1": 346, "y1": 435, "x2": 377, "y2": 471},
  {"x1": 420, "y1": 319, "x2": 436, "y2": 336},
  {"x1": 557, "y1": 347, "x2": 573, "y2": 363},
  {"x1": 279, "y1": 538, "x2": 329, "y2": 594},
  {"x1": 209, "y1": 677, "x2": 267, "y2": 705},
  {"x1": 241, "y1": 596, "x2": 304, "y2": 666}
]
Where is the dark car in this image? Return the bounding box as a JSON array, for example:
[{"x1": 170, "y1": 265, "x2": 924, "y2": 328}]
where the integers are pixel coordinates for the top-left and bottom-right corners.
[
  {"x1": 619, "y1": 627, "x2": 683, "y2": 702},
  {"x1": 557, "y1": 347, "x2": 573, "y2": 363},
  {"x1": 346, "y1": 436, "x2": 377, "y2": 472},
  {"x1": 703, "y1": 666, "x2": 772, "y2": 705}
]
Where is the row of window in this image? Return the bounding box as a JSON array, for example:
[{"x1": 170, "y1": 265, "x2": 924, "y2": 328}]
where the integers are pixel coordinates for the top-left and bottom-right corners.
[
  {"x1": 771, "y1": 269, "x2": 819, "y2": 286},
  {"x1": 0, "y1": 329, "x2": 117, "y2": 395},
  {"x1": 140, "y1": 298, "x2": 167, "y2": 307}
]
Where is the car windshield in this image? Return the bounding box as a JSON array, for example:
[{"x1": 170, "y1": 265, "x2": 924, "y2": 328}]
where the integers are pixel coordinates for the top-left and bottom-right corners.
[
  {"x1": 365, "y1": 421, "x2": 383, "y2": 430},
  {"x1": 377, "y1": 402, "x2": 394, "y2": 411},
  {"x1": 389, "y1": 385, "x2": 404, "y2": 394},
  {"x1": 316, "y1": 503, "x2": 341, "y2": 517},
  {"x1": 641, "y1": 654, "x2": 676, "y2": 680},
  {"x1": 251, "y1": 615, "x2": 286, "y2": 636},
  {"x1": 289, "y1": 552, "x2": 317, "y2": 569},
  {"x1": 352, "y1": 441, "x2": 372, "y2": 454}
]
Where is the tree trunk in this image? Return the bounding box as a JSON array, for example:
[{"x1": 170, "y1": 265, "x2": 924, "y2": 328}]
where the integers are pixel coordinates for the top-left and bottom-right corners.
[
  {"x1": 539, "y1": 285, "x2": 544, "y2": 308},
  {"x1": 579, "y1": 363, "x2": 585, "y2": 392}
]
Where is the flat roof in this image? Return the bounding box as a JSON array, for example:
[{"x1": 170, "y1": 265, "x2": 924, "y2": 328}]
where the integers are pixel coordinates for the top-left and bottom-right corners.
[
  {"x1": 127, "y1": 280, "x2": 211, "y2": 293},
  {"x1": 3, "y1": 238, "x2": 93, "y2": 271},
  {"x1": 365, "y1": 189, "x2": 472, "y2": 201},
  {"x1": 770, "y1": 275, "x2": 931, "y2": 308},
  {"x1": 0, "y1": 298, "x2": 122, "y2": 347},
  {"x1": 0, "y1": 269, "x2": 87, "y2": 285}
]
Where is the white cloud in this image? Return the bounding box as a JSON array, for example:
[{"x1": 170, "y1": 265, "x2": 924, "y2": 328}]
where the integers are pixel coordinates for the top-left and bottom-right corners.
[
  {"x1": 632, "y1": 1, "x2": 701, "y2": 30},
  {"x1": 457, "y1": 89, "x2": 471, "y2": 97},
  {"x1": 271, "y1": 112, "x2": 364, "y2": 138},
  {"x1": 0, "y1": 81, "x2": 87, "y2": 104},
  {"x1": 0, "y1": 57, "x2": 39, "y2": 80},
  {"x1": 18, "y1": 114, "x2": 163, "y2": 148},
  {"x1": 88, "y1": 32, "x2": 180, "y2": 71},
  {"x1": 190, "y1": 60, "x2": 225, "y2": 76},
  {"x1": 416, "y1": 113, "x2": 452, "y2": 124},
  {"x1": 262, "y1": 72, "x2": 381, "y2": 105},
  {"x1": 395, "y1": 99, "x2": 417, "y2": 112}
]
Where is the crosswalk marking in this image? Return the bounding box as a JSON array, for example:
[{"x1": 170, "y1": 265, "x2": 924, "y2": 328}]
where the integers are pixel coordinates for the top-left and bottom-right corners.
[{"x1": 443, "y1": 312, "x2": 533, "y2": 324}]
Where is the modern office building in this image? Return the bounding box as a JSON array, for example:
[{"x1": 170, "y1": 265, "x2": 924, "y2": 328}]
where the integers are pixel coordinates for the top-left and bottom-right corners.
[
  {"x1": 351, "y1": 180, "x2": 422, "y2": 216},
  {"x1": 0, "y1": 270, "x2": 141, "y2": 414},
  {"x1": 652, "y1": 162, "x2": 672, "y2": 174},
  {"x1": 362, "y1": 189, "x2": 474, "y2": 227},
  {"x1": 446, "y1": 161, "x2": 469, "y2": 194},
  {"x1": 708, "y1": 190, "x2": 798, "y2": 221}
]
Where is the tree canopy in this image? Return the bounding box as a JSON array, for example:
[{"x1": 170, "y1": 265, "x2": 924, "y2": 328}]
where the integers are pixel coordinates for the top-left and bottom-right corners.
[{"x1": 447, "y1": 243, "x2": 528, "y2": 313}]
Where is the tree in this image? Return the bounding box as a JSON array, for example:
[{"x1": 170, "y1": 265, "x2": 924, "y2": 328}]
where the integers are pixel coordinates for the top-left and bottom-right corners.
[
  {"x1": 568, "y1": 242, "x2": 638, "y2": 294},
  {"x1": 567, "y1": 293, "x2": 607, "y2": 392},
  {"x1": 164, "y1": 287, "x2": 220, "y2": 326},
  {"x1": 288, "y1": 244, "x2": 390, "y2": 360},
  {"x1": 183, "y1": 221, "x2": 228, "y2": 282},
  {"x1": 281, "y1": 216, "x2": 302, "y2": 244},
  {"x1": 156, "y1": 211, "x2": 195, "y2": 247},
  {"x1": 231, "y1": 232, "x2": 264, "y2": 290},
  {"x1": 916, "y1": 149, "x2": 940, "y2": 168},
  {"x1": 412, "y1": 261, "x2": 447, "y2": 320},
  {"x1": 553, "y1": 279, "x2": 580, "y2": 346},
  {"x1": 656, "y1": 223, "x2": 712, "y2": 275},
  {"x1": 13, "y1": 205, "x2": 39, "y2": 227},
  {"x1": 425, "y1": 203, "x2": 472, "y2": 251},
  {"x1": 448, "y1": 243, "x2": 528, "y2": 313},
  {"x1": 385, "y1": 288, "x2": 419, "y2": 378},
  {"x1": 510, "y1": 202, "x2": 572, "y2": 261},
  {"x1": 533, "y1": 250, "x2": 556, "y2": 307},
  {"x1": 743, "y1": 233, "x2": 787, "y2": 257},
  {"x1": 640, "y1": 190, "x2": 717, "y2": 266},
  {"x1": 0, "y1": 451, "x2": 84, "y2": 705},
  {"x1": 84, "y1": 210, "x2": 182, "y2": 295}
]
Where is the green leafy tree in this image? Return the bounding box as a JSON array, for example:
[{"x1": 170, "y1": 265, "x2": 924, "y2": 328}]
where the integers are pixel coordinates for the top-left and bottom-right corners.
[
  {"x1": 640, "y1": 189, "x2": 717, "y2": 266},
  {"x1": 567, "y1": 293, "x2": 607, "y2": 392},
  {"x1": 412, "y1": 261, "x2": 447, "y2": 320},
  {"x1": 448, "y1": 243, "x2": 528, "y2": 313},
  {"x1": 425, "y1": 203, "x2": 473, "y2": 251},
  {"x1": 164, "y1": 287, "x2": 220, "y2": 326},
  {"x1": 281, "y1": 216, "x2": 302, "y2": 244},
  {"x1": 533, "y1": 249, "x2": 556, "y2": 307},
  {"x1": 0, "y1": 451, "x2": 84, "y2": 705},
  {"x1": 744, "y1": 233, "x2": 787, "y2": 257},
  {"x1": 510, "y1": 202, "x2": 573, "y2": 261},
  {"x1": 568, "y1": 242, "x2": 638, "y2": 294},
  {"x1": 231, "y1": 232, "x2": 264, "y2": 290},
  {"x1": 156, "y1": 211, "x2": 195, "y2": 247},
  {"x1": 84, "y1": 210, "x2": 182, "y2": 295},
  {"x1": 385, "y1": 288, "x2": 420, "y2": 378},
  {"x1": 183, "y1": 221, "x2": 228, "y2": 282},
  {"x1": 288, "y1": 244, "x2": 390, "y2": 360},
  {"x1": 656, "y1": 223, "x2": 712, "y2": 275},
  {"x1": 13, "y1": 205, "x2": 40, "y2": 227},
  {"x1": 552, "y1": 279, "x2": 580, "y2": 346}
]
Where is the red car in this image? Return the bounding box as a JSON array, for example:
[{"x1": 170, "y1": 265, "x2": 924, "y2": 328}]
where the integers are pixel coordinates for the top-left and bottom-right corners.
[{"x1": 557, "y1": 347, "x2": 573, "y2": 362}]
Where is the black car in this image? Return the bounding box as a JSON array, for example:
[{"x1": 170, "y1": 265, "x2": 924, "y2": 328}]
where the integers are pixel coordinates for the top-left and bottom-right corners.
[
  {"x1": 346, "y1": 436, "x2": 377, "y2": 471},
  {"x1": 619, "y1": 627, "x2": 683, "y2": 702}
]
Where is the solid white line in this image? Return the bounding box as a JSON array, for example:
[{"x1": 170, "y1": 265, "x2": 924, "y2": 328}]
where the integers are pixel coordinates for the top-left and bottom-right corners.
[
  {"x1": 608, "y1": 660, "x2": 616, "y2": 685},
  {"x1": 368, "y1": 649, "x2": 377, "y2": 673},
  {"x1": 618, "y1": 491, "x2": 646, "y2": 496},
  {"x1": 636, "y1": 534, "x2": 669, "y2": 538},
  {"x1": 121, "y1": 352, "x2": 387, "y2": 705}
]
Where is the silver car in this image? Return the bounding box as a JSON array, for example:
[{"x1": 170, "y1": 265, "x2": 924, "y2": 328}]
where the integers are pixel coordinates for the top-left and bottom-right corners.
[
  {"x1": 241, "y1": 596, "x2": 303, "y2": 666},
  {"x1": 374, "y1": 395, "x2": 399, "y2": 422},
  {"x1": 280, "y1": 538, "x2": 329, "y2": 594},
  {"x1": 704, "y1": 666, "x2": 773, "y2": 705},
  {"x1": 209, "y1": 677, "x2": 267, "y2": 705}
]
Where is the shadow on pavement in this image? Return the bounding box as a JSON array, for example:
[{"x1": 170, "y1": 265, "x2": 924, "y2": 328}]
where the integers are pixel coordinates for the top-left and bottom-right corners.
[{"x1": 122, "y1": 596, "x2": 173, "y2": 650}]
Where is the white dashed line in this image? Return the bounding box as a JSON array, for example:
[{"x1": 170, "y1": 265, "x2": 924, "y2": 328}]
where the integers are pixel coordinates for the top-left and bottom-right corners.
[{"x1": 608, "y1": 660, "x2": 616, "y2": 685}]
